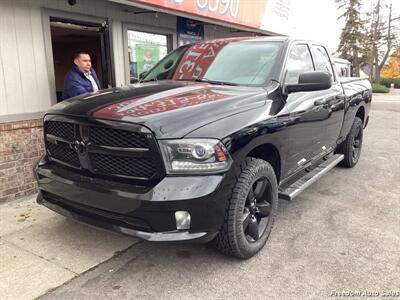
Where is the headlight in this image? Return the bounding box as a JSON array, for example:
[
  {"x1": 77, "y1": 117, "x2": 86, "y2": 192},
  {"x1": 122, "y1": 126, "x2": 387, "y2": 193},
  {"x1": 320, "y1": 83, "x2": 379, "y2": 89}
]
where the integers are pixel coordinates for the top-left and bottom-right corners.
[{"x1": 159, "y1": 139, "x2": 232, "y2": 174}]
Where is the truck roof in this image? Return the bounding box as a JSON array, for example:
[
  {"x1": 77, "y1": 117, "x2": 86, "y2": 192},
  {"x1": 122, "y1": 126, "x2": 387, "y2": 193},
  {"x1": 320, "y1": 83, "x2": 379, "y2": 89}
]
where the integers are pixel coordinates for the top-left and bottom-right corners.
[
  {"x1": 333, "y1": 57, "x2": 351, "y2": 64},
  {"x1": 192, "y1": 36, "x2": 327, "y2": 47}
]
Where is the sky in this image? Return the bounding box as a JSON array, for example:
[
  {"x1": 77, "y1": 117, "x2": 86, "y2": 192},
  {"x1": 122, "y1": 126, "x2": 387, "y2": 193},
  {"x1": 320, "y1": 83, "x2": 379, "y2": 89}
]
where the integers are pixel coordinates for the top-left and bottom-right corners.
[{"x1": 288, "y1": 0, "x2": 400, "y2": 54}]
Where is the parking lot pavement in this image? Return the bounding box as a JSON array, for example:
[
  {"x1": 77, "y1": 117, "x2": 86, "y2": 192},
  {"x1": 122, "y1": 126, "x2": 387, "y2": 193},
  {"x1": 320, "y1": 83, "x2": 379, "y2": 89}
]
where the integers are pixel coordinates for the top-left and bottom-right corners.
[
  {"x1": 38, "y1": 92, "x2": 400, "y2": 300},
  {"x1": 0, "y1": 196, "x2": 138, "y2": 300}
]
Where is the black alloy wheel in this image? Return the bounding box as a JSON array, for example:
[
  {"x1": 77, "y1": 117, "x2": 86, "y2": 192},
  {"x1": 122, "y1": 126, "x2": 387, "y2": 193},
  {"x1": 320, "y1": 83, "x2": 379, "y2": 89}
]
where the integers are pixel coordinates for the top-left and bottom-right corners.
[
  {"x1": 243, "y1": 177, "x2": 272, "y2": 242},
  {"x1": 337, "y1": 116, "x2": 363, "y2": 168},
  {"x1": 352, "y1": 124, "x2": 362, "y2": 162},
  {"x1": 213, "y1": 158, "x2": 278, "y2": 259}
]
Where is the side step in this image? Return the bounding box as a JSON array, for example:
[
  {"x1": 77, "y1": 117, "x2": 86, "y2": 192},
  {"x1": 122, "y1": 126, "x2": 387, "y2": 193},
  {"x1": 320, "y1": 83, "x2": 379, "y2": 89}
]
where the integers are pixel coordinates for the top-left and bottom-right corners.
[{"x1": 279, "y1": 154, "x2": 344, "y2": 201}]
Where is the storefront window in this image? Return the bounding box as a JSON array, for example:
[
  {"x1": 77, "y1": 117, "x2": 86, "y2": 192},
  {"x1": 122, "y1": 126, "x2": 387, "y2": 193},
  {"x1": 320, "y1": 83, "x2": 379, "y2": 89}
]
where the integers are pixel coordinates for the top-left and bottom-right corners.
[{"x1": 127, "y1": 30, "x2": 168, "y2": 83}]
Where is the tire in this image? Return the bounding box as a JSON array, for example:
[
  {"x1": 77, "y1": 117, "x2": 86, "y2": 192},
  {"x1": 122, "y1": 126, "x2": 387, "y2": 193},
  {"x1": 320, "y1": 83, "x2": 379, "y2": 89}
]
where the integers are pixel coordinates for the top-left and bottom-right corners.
[
  {"x1": 213, "y1": 158, "x2": 278, "y2": 259},
  {"x1": 336, "y1": 117, "x2": 363, "y2": 168}
]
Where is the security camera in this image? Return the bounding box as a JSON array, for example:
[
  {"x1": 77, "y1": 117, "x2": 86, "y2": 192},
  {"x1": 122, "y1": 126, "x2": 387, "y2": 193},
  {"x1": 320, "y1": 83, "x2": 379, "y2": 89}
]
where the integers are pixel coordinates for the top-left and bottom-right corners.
[{"x1": 68, "y1": 0, "x2": 76, "y2": 5}]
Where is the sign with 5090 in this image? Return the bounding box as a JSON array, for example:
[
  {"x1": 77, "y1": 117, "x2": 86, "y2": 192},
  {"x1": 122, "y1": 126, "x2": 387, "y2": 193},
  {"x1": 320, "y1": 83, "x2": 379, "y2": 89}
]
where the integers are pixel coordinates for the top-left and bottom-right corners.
[
  {"x1": 130, "y1": 0, "x2": 268, "y2": 29},
  {"x1": 173, "y1": 0, "x2": 240, "y2": 18}
]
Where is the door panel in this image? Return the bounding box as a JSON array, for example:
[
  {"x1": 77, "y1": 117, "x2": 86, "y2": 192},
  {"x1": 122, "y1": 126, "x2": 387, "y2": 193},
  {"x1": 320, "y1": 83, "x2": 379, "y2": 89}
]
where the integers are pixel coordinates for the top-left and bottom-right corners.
[
  {"x1": 317, "y1": 82, "x2": 345, "y2": 150},
  {"x1": 310, "y1": 45, "x2": 345, "y2": 150},
  {"x1": 285, "y1": 89, "x2": 334, "y2": 175},
  {"x1": 283, "y1": 44, "x2": 327, "y2": 175}
]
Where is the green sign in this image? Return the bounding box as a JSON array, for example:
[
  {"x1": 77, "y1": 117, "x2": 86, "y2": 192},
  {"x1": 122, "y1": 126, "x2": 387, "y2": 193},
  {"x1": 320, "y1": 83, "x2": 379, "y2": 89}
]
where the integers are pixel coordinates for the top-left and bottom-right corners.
[{"x1": 135, "y1": 44, "x2": 160, "y2": 76}]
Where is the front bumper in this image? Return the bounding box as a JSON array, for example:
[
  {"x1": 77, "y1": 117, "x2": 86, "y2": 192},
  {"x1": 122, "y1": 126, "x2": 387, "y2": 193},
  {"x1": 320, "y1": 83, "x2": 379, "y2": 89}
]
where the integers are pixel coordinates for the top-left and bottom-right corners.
[{"x1": 35, "y1": 160, "x2": 233, "y2": 242}]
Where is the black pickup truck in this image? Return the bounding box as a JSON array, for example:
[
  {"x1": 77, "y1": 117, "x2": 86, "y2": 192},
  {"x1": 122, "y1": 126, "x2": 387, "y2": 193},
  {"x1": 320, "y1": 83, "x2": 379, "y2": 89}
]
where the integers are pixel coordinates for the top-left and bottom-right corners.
[{"x1": 35, "y1": 37, "x2": 371, "y2": 259}]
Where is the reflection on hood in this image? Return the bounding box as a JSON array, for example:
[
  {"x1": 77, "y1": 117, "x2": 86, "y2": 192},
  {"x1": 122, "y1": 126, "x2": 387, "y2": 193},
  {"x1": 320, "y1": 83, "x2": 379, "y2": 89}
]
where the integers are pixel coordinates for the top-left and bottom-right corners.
[{"x1": 92, "y1": 85, "x2": 227, "y2": 118}]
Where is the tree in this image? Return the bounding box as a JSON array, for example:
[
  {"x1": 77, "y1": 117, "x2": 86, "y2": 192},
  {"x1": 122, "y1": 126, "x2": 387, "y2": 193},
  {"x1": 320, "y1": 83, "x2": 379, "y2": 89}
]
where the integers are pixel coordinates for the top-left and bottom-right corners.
[
  {"x1": 381, "y1": 46, "x2": 400, "y2": 78},
  {"x1": 336, "y1": 0, "x2": 366, "y2": 77},
  {"x1": 366, "y1": 2, "x2": 399, "y2": 81}
]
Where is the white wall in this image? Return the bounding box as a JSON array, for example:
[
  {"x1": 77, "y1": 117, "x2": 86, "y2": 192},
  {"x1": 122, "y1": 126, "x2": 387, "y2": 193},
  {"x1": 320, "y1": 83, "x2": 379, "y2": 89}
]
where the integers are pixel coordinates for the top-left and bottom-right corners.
[
  {"x1": 0, "y1": 0, "x2": 258, "y2": 119},
  {"x1": 0, "y1": 0, "x2": 52, "y2": 117}
]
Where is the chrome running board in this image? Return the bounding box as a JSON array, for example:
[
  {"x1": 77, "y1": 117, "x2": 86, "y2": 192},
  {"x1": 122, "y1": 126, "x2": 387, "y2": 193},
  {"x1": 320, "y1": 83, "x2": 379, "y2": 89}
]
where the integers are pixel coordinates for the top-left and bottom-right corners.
[{"x1": 279, "y1": 154, "x2": 344, "y2": 201}]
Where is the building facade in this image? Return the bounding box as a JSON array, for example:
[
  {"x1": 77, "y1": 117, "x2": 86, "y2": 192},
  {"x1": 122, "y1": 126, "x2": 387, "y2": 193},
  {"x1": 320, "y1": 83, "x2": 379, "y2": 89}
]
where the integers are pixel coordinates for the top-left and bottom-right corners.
[{"x1": 0, "y1": 0, "x2": 290, "y2": 202}]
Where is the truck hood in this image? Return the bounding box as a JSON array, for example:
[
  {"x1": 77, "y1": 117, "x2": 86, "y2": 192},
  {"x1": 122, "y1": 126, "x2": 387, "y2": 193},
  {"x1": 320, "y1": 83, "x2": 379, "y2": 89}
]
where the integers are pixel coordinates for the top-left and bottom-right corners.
[{"x1": 47, "y1": 80, "x2": 267, "y2": 138}]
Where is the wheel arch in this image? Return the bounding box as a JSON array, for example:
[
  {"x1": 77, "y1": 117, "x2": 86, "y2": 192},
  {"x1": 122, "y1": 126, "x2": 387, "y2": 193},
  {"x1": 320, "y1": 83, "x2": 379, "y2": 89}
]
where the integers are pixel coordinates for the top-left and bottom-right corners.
[
  {"x1": 246, "y1": 143, "x2": 281, "y2": 183},
  {"x1": 356, "y1": 105, "x2": 365, "y2": 124}
]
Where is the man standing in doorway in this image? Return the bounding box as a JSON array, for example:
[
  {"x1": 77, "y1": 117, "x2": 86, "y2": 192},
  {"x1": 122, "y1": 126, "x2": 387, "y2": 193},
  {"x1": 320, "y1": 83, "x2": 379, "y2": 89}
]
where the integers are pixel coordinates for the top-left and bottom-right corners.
[{"x1": 62, "y1": 52, "x2": 101, "y2": 99}]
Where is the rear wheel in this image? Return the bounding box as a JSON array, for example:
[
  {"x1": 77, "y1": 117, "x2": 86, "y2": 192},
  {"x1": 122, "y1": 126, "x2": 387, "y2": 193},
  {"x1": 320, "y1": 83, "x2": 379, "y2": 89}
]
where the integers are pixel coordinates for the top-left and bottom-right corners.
[
  {"x1": 337, "y1": 117, "x2": 363, "y2": 168},
  {"x1": 213, "y1": 158, "x2": 278, "y2": 259}
]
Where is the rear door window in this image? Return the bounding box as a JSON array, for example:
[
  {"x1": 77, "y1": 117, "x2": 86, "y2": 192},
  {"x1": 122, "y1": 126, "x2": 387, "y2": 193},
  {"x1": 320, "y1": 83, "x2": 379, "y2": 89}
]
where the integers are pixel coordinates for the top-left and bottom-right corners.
[
  {"x1": 284, "y1": 44, "x2": 314, "y2": 85},
  {"x1": 311, "y1": 45, "x2": 335, "y2": 81}
]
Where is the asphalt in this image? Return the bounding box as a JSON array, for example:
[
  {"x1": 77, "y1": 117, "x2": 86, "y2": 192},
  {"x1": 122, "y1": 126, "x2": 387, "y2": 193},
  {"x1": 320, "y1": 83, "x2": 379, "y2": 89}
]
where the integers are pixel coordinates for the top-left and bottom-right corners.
[{"x1": 14, "y1": 92, "x2": 400, "y2": 299}]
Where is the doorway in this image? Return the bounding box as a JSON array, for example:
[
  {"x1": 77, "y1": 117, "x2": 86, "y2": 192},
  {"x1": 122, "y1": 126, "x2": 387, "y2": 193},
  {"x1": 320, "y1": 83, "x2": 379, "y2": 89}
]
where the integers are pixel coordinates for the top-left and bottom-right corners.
[{"x1": 50, "y1": 17, "x2": 114, "y2": 101}]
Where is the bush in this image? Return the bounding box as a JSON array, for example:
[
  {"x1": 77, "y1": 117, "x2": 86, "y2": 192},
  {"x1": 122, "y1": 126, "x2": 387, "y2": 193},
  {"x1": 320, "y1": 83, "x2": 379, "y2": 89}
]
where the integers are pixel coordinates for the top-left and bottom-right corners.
[
  {"x1": 372, "y1": 83, "x2": 390, "y2": 93},
  {"x1": 379, "y1": 77, "x2": 400, "y2": 88}
]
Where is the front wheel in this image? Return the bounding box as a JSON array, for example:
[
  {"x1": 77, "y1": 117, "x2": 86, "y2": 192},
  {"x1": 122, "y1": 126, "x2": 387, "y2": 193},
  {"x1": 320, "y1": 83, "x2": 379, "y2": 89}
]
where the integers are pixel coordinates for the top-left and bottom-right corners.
[
  {"x1": 213, "y1": 158, "x2": 278, "y2": 259},
  {"x1": 336, "y1": 117, "x2": 363, "y2": 168}
]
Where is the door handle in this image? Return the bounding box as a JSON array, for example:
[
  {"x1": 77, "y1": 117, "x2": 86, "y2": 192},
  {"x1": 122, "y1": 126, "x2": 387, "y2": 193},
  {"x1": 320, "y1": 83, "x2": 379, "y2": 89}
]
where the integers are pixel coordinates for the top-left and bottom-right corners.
[
  {"x1": 336, "y1": 95, "x2": 346, "y2": 101},
  {"x1": 314, "y1": 99, "x2": 326, "y2": 106}
]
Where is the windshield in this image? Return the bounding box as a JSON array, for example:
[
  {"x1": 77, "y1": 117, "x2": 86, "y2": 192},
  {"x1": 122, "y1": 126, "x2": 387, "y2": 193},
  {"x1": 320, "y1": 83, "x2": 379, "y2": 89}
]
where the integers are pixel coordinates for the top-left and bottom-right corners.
[{"x1": 142, "y1": 40, "x2": 282, "y2": 86}]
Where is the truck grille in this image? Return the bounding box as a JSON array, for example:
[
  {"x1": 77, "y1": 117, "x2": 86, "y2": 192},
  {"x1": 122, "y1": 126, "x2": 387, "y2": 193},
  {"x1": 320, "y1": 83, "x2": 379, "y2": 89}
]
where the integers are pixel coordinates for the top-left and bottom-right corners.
[
  {"x1": 45, "y1": 121, "x2": 75, "y2": 141},
  {"x1": 47, "y1": 142, "x2": 80, "y2": 167},
  {"x1": 91, "y1": 153, "x2": 157, "y2": 178},
  {"x1": 89, "y1": 126, "x2": 149, "y2": 148},
  {"x1": 43, "y1": 117, "x2": 165, "y2": 181}
]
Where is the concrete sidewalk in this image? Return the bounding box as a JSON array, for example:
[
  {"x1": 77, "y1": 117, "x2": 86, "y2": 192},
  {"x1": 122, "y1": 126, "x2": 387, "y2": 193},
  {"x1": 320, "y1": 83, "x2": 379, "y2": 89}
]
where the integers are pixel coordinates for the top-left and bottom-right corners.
[{"x1": 0, "y1": 196, "x2": 138, "y2": 300}]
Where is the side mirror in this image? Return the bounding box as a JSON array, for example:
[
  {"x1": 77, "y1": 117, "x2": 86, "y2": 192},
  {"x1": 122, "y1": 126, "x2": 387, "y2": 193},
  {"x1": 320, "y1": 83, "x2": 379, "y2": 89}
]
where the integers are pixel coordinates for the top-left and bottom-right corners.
[{"x1": 286, "y1": 71, "x2": 332, "y2": 94}]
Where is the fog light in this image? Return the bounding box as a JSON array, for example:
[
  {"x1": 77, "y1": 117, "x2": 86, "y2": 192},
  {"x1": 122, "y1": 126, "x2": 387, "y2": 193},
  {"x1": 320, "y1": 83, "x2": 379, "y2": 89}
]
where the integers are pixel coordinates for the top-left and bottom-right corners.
[{"x1": 175, "y1": 211, "x2": 191, "y2": 230}]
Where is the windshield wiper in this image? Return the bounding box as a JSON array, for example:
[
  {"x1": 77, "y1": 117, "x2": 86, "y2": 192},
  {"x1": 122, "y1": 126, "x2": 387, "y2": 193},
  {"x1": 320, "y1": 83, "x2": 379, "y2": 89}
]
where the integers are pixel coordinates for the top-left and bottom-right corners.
[{"x1": 194, "y1": 78, "x2": 238, "y2": 86}]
